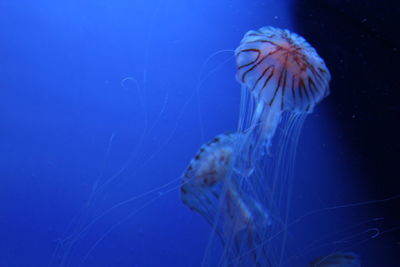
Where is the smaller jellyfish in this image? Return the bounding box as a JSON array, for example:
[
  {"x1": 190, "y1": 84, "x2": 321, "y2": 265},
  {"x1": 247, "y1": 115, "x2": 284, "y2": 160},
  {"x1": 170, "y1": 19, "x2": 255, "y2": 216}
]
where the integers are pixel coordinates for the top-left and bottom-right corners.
[
  {"x1": 234, "y1": 26, "x2": 331, "y2": 175},
  {"x1": 181, "y1": 132, "x2": 272, "y2": 266},
  {"x1": 309, "y1": 252, "x2": 361, "y2": 267}
]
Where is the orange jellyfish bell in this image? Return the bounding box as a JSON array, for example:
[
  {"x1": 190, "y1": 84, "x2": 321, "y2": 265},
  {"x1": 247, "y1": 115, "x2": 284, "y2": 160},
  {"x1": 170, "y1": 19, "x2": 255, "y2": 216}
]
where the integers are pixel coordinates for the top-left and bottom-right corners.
[
  {"x1": 181, "y1": 132, "x2": 237, "y2": 222},
  {"x1": 233, "y1": 26, "x2": 331, "y2": 176},
  {"x1": 235, "y1": 26, "x2": 331, "y2": 113}
]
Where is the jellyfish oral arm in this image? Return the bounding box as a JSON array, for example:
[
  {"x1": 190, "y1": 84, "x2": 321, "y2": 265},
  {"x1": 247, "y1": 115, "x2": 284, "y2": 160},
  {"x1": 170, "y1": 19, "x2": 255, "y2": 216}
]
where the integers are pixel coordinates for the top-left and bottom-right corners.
[
  {"x1": 250, "y1": 98, "x2": 282, "y2": 150},
  {"x1": 234, "y1": 93, "x2": 282, "y2": 177}
]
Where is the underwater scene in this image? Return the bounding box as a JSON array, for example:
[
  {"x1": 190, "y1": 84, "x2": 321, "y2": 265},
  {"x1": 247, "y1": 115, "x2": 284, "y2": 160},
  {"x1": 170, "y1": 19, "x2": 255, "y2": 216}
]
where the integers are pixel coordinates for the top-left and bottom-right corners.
[{"x1": 1, "y1": 0, "x2": 399, "y2": 266}]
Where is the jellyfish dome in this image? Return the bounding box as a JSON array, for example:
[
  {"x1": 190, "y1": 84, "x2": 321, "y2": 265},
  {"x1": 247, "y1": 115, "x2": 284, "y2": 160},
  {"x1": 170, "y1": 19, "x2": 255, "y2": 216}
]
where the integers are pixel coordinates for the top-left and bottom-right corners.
[
  {"x1": 234, "y1": 26, "x2": 331, "y2": 175},
  {"x1": 309, "y1": 253, "x2": 361, "y2": 267},
  {"x1": 181, "y1": 132, "x2": 238, "y2": 223},
  {"x1": 236, "y1": 26, "x2": 330, "y2": 113}
]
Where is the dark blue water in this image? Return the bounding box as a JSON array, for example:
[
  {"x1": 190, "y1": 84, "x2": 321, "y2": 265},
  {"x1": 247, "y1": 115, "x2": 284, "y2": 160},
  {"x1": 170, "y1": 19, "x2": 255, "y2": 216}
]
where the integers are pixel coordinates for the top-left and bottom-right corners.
[{"x1": 0, "y1": 1, "x2": 398, "y2": 266}]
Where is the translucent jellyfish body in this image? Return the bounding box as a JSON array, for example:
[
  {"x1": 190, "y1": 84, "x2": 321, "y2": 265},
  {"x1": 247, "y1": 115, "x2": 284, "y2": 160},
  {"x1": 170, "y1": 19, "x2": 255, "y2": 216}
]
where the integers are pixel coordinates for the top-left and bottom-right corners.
[
  {"x1": 235, "y1": 26, "x2": 331, "y2": 175},
  {"x1": 181, "y1": 133, "x2": 272, "y2": 266}
]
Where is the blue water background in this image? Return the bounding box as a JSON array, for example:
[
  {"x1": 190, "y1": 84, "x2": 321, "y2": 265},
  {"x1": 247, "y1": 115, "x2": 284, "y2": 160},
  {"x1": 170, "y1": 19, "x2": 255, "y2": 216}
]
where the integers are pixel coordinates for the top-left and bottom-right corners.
[{"x1": 0, "y1": 0, "x2": 392, "y2": 266}]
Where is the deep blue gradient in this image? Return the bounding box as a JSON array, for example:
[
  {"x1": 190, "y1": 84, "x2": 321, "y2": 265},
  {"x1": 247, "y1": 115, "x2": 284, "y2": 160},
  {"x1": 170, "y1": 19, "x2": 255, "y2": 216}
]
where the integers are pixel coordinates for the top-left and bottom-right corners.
[{"x1": 0, "y1": 1, "x2": 397, "y2": 267}]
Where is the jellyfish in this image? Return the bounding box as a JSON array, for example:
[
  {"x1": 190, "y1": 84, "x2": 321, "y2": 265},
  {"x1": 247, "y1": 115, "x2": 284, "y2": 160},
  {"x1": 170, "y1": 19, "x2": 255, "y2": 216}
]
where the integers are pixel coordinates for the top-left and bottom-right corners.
[
  {"x1": 181, "y1": 132, "x2": 272, "y2": 266},
  {"x1": 309, "y1": 252, "x2": 361, "y2": 267},
  {"x1": 232, "y1": 28, "x2": 332, "y2": 265},
  {"x1": 234, "y1": 26, "x2": 330, "y2": 176}
]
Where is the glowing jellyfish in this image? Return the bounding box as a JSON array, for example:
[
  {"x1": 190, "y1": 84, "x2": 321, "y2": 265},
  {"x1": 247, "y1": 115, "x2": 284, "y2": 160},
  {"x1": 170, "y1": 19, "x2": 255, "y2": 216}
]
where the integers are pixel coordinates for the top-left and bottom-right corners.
[
  {"x1": 181, "y1": 26, "x2": 334, "y2": 266},
  {"x1": 234, "y1": 26, "x2": 330, "y2": 175},
  {"x1": 181, "y1": 132, "x2": 272, "y2": 266}
]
